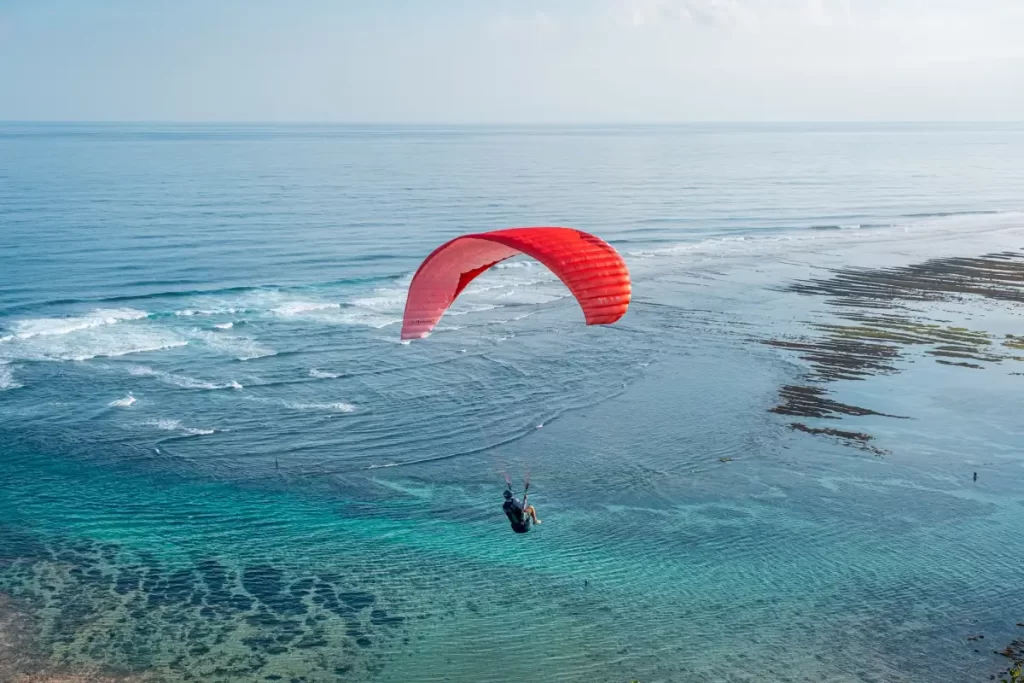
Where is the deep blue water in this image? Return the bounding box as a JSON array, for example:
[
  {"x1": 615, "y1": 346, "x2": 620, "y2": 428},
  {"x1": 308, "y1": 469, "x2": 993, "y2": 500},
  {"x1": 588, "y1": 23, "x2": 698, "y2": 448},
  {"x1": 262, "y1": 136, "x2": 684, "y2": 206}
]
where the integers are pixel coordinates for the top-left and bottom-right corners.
[{"x1": 2, "y1": 123, "x2": 1024, "y2": 682}]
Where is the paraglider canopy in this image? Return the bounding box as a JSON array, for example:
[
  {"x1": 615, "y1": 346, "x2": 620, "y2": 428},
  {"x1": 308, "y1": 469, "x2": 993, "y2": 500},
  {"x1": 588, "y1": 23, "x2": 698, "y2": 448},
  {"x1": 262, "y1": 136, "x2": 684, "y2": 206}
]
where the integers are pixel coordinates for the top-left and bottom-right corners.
[{"x1": 401, "y1": 227, "x2": 631, "y2": 340}]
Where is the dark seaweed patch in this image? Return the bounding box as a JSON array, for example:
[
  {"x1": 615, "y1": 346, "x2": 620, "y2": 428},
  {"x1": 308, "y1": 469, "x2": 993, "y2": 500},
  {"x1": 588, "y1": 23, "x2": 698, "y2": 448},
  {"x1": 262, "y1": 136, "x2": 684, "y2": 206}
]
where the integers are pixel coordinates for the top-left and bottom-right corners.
[
  {"x1": 785, "y1": 252, "x2": 1024, "y2": 304},
  {"x1": 993, "y1": 632, "x2": 1024, "y2": 682},
  {"x1": 770, "y1": 385, "x2": 904, "y2": 420},
  {"x1": 935, "y1": 359, "x2": 984, "y2": 369},
  {"x1": 766, "y1": 250, "x2": 1024, "y2": 451},
  {"x1": 789, "y1": 423, "x2": 886, "y2": 456}
]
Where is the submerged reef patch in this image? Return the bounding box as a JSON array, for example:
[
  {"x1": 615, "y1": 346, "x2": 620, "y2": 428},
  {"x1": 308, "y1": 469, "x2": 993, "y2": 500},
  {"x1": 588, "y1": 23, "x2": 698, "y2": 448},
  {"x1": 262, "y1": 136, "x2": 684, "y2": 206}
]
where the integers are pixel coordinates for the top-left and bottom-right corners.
[
  {"x1": 0, "y1": 531, "x2": 409, "y2": 683},
  {"x1": 765, "y1": 250, "x2": 1024, "y2": 451}
]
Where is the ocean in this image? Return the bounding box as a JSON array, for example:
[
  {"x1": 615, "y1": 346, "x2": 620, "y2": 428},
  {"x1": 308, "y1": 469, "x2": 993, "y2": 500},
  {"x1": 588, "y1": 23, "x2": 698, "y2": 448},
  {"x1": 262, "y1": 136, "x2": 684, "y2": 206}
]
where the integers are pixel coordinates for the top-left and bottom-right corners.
[{"x1": 1, "y1": 122, "x2": 1023, "y2": 682}]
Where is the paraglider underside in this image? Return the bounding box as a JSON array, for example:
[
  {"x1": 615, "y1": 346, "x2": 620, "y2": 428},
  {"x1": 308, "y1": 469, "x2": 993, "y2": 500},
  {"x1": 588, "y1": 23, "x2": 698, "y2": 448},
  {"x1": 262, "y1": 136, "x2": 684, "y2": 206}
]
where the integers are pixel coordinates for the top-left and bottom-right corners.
[{"x1": 400, "y1": 227, "x2": 631, "y2": 340}]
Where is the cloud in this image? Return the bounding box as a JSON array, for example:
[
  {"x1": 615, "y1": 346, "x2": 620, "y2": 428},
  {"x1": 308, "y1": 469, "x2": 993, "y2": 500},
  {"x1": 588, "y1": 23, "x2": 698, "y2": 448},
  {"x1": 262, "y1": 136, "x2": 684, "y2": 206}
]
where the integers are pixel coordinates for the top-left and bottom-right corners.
[
  {"x1": 2, "y1": 2, "x2": 1021, "y2": 122},
  {"x1": 614, "y1": 0, "x2": 1024, "y2": 34},
  {"x1": 801, "y1": 0, "x2": 855, "y2": 28},
  {"x1": 612, "y1": 0, "x2": 1024, "y2": 63},
  {"x1": 618, "y1": 0, "x2": 758, "y2": 30},
  {"x1": 684, "y1": 0, "x2": 759, "y2": 29},
  {"x1": 486, "y1": 10, "x2": 559, "y2": 36}
]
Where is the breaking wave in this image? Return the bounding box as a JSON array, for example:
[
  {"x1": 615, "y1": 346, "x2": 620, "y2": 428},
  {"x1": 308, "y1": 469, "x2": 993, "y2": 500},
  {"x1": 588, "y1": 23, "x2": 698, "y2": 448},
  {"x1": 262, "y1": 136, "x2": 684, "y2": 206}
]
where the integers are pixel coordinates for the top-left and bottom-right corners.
[
  {"x1": 272, "y1": 301, "x2": 342, "y2": 316},
  {"x1": 128, "y1": 365, "x2": 242, "y2": 390},
  {"x1": 0, "y1": 364, "x2": 22, "y2": 391},
  {"x1": 188, "y1": 329, "x2": 275, "y2": 361},
  {"x1": 283, "y1": 401, "x2": 357, "y2": 413},
  {"x1": 144, "y1": 418, "x2": 216, "y2": 436},
  {"x1": 108, "y1": 393, "x2": 136, "y2": 408},
  {"x1": 1, "y1": 308, "x2": 148, "y2": 341}
]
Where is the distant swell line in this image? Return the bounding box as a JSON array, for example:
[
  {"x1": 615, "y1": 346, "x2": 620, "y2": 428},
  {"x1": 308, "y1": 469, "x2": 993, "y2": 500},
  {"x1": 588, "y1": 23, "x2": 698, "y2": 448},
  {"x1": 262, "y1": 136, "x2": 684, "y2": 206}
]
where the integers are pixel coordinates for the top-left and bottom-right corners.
[
  {"x1": 0, "y1": 274, "x2": 402, "y2": 317},
  {"x1": 901, "y1": 209, "x2": 1004, "y2": 219},
  {"x1": 808, "y1": 223, "x2": 886, "y2": 231},
  {"x1": 0, "y1": 286, "x2": 268, "y2": 317}
]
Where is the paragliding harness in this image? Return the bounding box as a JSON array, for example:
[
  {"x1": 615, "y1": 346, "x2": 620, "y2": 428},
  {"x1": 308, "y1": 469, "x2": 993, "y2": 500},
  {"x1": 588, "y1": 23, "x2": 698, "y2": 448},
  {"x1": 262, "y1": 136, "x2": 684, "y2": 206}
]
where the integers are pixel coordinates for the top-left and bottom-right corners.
[{"x1": 502, "y1": 474, "x2": 532, "y2": 534}]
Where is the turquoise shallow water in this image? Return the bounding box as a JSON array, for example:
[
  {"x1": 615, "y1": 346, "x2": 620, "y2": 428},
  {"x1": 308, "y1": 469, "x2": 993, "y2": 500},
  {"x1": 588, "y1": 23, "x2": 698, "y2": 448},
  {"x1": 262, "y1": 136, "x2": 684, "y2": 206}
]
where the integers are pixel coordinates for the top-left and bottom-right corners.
[{"x1": 2, "y1": 123, "x2": 1024, "y2": 682}]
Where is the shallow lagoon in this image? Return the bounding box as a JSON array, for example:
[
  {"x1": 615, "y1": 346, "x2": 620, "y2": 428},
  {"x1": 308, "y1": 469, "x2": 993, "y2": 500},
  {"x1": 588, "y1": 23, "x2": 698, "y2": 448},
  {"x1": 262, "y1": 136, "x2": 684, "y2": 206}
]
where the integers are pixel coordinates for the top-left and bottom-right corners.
[{"x1": 2, "y1": 124, "x2": 1024, "y2": 682}]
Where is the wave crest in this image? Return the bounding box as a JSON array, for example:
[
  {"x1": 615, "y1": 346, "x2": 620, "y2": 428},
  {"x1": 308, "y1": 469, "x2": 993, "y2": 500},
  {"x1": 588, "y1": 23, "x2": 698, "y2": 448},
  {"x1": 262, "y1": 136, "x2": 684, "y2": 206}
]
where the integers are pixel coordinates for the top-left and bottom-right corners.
[
  {"x1": 0, "y1": 364, "x2": 22, "y2": 391},
  {"x1": 128, "y1": 365, "x2": 243, "y2": 390},
  {"x1": 3, "y1": 308, "x2": 148, "y2": 340},
  {"x1": 284, "y1": 401, "x2": 357, "y2": 413},
  {"x1": 109, "y1": 393, "x2": 136, "y2": 408},
  {"x1": 144, "y1": 418, "x2": 216, "y2": 436},
  {"x1": 273, "y1": 301, "x2": 341, "y2": 316}
]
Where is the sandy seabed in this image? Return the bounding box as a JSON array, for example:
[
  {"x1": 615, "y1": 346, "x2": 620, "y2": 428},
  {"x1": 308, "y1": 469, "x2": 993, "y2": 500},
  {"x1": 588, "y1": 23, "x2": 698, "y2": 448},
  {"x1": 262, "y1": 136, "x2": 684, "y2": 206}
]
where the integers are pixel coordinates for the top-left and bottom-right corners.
[{"x1": 0, "y1": 594, "x2": 140, "y2": 683}]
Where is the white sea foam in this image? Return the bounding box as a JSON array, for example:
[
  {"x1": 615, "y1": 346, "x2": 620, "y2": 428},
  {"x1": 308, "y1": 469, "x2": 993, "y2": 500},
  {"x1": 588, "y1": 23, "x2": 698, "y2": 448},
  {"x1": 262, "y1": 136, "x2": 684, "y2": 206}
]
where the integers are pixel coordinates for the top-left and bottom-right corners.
[
  {"x1": 462, "y1": 277, "x2": 550, "y2": 296},
  {"x1": 144, "y1": 418, "x2": 216, "y2": 436},
  {"x1": 146, "y1": 262, "x2": 558, "y2": 338},
  {"x1": 272, "y1": 301, "x2": 342, "y2": 316},
  {"x1": 73, "y1": 340, "x2": 187, "y2": 362},
  {"x1": 128, "y1": 365, "x2": 242, "y2": 390},
  {"x1": 175, "y1": 307, "x2": 242, "y2": 318},
  {"x1": 188, "y1": 329, "x2": 275, "y2": 361},
  {"x1": 496, "y1": 259, "x2": 539, "y2": 269},
  {"x1": 624, "y1": 212, "x2": 1024, "y2": 264},
  {"x1": 625, "y1": 236, "x2": 752, "y2": 258},
  {"x1": 244, "y1": 394, "x2": 358, "y2": 413},
  {"x1": 446, "y1": 304, "x2": 499, "y2": 317},
  {"x1": 232, "y1": 340, "x2": 276, "y2": 361},
  {"x1": 351, "y1": 289, "x2": 406, "y2": 311},
  {"x1": 0, "y1": 364, "x2": 22, "y2": 391},
  {"x1": 109, "y1": 392, "x2": 136, "y2": 408},
  {"x1": 495, "y1": 289, "x2": 566, "y2": 305},
  {"x1": 343, "y1": 313, "x2": 402, "y2": 329},
  {"x1": 0, "y1": 309, "x2": 186, "y2": 363},
  {"x1": 284, "y1": 401, "x2": 357, "y2": 413},
  {"x1": 339, "y1": 290, "x2": 406, "y2": 329},
  {"x1": 309, "y1": 368, "x2": 341, "y2": 379},
  {"x1": 1, "y1": 336, "x2": 187, "y2": 363},
  {"x1": 4, "y1": 308, "x2": 148, "y2": 340}
]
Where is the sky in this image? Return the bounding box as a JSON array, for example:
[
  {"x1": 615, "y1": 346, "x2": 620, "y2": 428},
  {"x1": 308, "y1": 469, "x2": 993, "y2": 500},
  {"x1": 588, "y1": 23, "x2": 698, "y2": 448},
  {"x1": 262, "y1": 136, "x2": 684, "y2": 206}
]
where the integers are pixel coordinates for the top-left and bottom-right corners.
[{"x1": 0, "y1": 0, "x2": 1022, "y2": 122}]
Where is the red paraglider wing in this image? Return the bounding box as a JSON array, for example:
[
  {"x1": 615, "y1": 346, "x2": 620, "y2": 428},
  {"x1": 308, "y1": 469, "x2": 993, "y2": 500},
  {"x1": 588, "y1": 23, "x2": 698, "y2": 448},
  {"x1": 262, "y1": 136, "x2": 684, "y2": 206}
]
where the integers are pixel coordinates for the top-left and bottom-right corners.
[{"x1": 401, "y1": 227, "x2": 631, "y2": 340}]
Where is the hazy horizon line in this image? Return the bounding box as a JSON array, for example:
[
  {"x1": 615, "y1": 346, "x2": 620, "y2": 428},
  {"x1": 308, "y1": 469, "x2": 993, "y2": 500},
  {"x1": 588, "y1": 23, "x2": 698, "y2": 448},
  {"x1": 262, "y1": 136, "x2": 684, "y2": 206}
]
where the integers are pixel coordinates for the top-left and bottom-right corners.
[{"x1": 3, "y1": 119, "x2": 1023, "y2": 126}]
